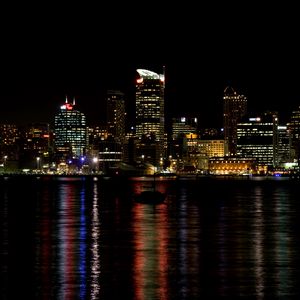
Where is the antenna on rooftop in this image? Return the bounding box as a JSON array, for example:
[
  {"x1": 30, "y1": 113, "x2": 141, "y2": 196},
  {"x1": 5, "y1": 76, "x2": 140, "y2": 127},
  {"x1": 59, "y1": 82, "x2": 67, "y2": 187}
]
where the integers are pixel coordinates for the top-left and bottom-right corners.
[{"x1": 163, "y1": 65, "x2": 166, "y2": 89}]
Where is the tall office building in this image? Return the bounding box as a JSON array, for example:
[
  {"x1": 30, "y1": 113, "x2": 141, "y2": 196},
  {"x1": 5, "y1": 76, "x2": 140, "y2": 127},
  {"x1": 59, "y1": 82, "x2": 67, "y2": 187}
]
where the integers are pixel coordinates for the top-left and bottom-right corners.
[
  {"x1": 135, "y1": 68, "x2": 165, "y2": 166},
  {"x1": 135, "y1": 68, "x2": 165, "y2": 141},
  {"x1": 277, "y1": 125, "x2": 291, "y2": 165},
  {"x1": 223, "y1": 86, "x2": 247, "y2": 156},
  {"x1": 54, "y1": 97, "x2": 87, "y2": 161},
  {"x1": 0, "y1": 124, "x2": 20, "y2": 166},
  {"x1": 236, "y1": 112, "x2": 278, "y2": 169},
  {"x1": 287, "y1": 106, "x2": 300, "y2": 163},
  {"x1": 106, "y1": 90, "x2": 126, "y2": 143}
]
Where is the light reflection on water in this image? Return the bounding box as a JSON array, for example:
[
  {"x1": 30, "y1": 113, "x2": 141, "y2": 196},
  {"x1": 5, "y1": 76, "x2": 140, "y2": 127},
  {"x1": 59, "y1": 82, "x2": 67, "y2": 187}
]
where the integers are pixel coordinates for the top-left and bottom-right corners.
[
  {"x1": 132, "y1": 203, "x2": 168, "y2": 300},
  {"x1": 0, "y1": 188, "x2": 8, "y2": 297},
  {"x1": 90, "y1": 183, "x2": 100, "y2": 300},
  {"x1": 253, "y1": 186, "x2": 265, "y2": 299},
  {"x1": 1, "y1": 176, "x2": 300, "y2": 299}
]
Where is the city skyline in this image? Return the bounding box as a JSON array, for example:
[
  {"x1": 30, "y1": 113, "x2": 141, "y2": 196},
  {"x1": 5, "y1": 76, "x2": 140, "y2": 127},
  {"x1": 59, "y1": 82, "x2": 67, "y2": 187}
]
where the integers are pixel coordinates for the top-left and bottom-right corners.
[
  {"x1": 2, "y1": 4, "x2": 300, "y2": 127},
  {"x1": 1, "y1": 65, "x2": 299, "y2": 129}
]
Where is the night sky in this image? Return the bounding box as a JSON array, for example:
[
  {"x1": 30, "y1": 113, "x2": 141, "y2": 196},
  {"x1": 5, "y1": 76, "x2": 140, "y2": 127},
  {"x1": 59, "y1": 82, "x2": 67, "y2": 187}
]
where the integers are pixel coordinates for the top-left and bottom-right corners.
[{"x1": 1, "y1": 3, "x2": 300, "y2": 128}]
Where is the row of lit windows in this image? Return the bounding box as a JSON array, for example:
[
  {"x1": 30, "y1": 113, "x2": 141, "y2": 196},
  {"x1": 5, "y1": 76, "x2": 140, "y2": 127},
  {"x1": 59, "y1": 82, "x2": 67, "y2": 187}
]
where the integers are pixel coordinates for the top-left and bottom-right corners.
[
  {"x1": 211, "y1": 160, "x2": 252, "y2": 164},
  {"x1": 55, "y1": 130, "x2": 86, "y2": 134},
  {"x1": 237, "y1": 145, "x2": 272, "y2": 149}
]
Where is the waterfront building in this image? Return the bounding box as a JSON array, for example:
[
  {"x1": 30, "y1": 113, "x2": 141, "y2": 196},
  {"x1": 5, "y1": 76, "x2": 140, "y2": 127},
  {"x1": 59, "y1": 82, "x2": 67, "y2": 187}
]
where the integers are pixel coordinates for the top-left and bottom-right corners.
[
  {"x1": 54, "y1": 97, "x2": 87, "y2": 162},
  {"x1": 98, "y1": 140, "x2": 123, "y2": 175},
  {"x1": 196, "y1": 139, "x2": 225, "y2": 171},
  {"x1": 277, "y1": 125, "x2": 291, "y2": 166},
  {"x1": 0, "y1": 123, "x2": 20, "y2": 171},
  {"x1": 236, "y1": 112, "x2": 278, "y2": 172},
  {"x1": 208, "y1": 156, "x2": 257, "y2": 175},
  {"x1": 287, "y1": 106, "x2": 300, "y2": 165},
  {"x1": 20, "y1": 122, "x2": 52, "y2": 170},
  {"x1": 135, "y1": 68, "x2": 165, "y2": 166}
]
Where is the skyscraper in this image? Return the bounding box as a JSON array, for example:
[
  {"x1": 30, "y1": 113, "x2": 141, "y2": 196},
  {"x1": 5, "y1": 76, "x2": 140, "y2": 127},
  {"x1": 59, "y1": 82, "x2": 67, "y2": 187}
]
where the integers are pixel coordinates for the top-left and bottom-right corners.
[
  {"x1": 236, "y1": 112, "x2": 278, "y2": 170},
  {"x1": 223, "y1": 86, "x2": 247, "y2": 156},
  {"x1": 54, "y1": 97, "x2": 87, "y2": 162},
  {"x1": 135, "y1": 68, "x2": 165, "y2": 166},
  {"x1": 106, "y1": 89, "x2": 126, "y2": 143},
  {"x1": 135, "y1": 68, "x2": 165, "y2": 142},
  {"x1": 287, "y1": 106, "x2": 300, "y2": 163}
]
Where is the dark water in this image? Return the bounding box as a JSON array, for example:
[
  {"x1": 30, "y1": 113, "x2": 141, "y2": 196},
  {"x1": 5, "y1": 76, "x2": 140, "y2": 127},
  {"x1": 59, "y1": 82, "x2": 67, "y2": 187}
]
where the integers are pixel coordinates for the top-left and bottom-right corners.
[{"x1": 1, "y1": 175, "x2": 300, "y2": 299}]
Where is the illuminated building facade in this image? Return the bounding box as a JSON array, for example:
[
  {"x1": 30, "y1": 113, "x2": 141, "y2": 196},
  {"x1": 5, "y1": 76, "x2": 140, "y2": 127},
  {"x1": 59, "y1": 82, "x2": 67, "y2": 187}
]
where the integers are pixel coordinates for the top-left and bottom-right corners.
[
  {"x1": 22, "y1": 123, "x2": 51, "y2": 153},
  {"x1": 287, "y1": 106, "x2": 300, "y2": 164},
  {"x1": 223, "y1": 86, "x2": 247, "y2": 156},
  {"x1": 54, "y1": 97, "x2": 87, "y2": 161},
  {"x1": 135, "y1": 69, "x2": 165, "y2": 142},
  {"x1": 185, "y1": 137, "x2": 224, "y2": 171},
  {"x1": 236, "y1": 112, "x2": 278, "y2": 170},
  {"x1": 20, "y1": 123, "x2": 52, "y2": 169},
  {"x1": 0, "y1": 124, "x2": 20, "y2": 170},
  {"x1": 0, "y1": 124, "x2": 19, "y2": 146},
  {"x1": 106, "y1": 90, "x2": 126, "y2": 143},
  {"x1": 197, "y1": 139, "x2": 225, "y2": 158},
  {"x1": 98, "y1": 141, "x2": 123, "y2": 175},
  {"x1": 208, "y1": 157, "x2": 257, "y2": 175},
  {"x1": 135, "y1": 68, "x2": 165, "y2": 166},
  {"x1": 277, "y1": 125, "x2": 291, "y2": 165}
]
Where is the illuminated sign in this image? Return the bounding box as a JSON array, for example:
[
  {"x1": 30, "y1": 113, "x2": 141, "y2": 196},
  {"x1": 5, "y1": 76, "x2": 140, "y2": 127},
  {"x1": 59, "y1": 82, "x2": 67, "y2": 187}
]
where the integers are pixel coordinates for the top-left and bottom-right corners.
[
  {"x1": 60, "y1": 103, "x2": 73, "y2": 110},
  {"x1": 249, "y1": 117, "x2": 261, "y2": 122},
  {"x1": 137, "y1": 69, "x2": 159, "y2": 79}
]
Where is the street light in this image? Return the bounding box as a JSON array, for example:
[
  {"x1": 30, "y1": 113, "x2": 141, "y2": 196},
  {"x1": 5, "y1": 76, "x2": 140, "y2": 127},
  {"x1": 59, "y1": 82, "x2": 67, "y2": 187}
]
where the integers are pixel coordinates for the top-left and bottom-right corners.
[
  {"x1": 36, "y1": 157, "x2": 40, "y2": 170},
  {"x1": 3, "y1": 155, "x2": 7, "y2": 171},
  {"x1": 92, "y1": 157, "x2": 98, "y2": 174}
]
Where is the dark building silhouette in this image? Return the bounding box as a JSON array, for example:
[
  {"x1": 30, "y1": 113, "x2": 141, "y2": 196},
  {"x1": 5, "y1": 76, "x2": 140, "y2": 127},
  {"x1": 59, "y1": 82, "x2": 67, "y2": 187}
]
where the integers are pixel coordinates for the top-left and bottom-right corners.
[
  {"x1": 223, "y1": 86, "x2": 247, "y2": 156},
  {"x1": 106, "y1": 90, "x2": 126, "y2": 144}
]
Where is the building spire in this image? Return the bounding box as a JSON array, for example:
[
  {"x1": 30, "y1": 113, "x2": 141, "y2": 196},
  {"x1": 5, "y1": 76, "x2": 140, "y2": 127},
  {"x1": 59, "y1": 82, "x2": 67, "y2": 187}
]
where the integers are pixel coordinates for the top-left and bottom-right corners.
[
  {"x1": 73, "y1": 97, "x2": 76, "y2": 106},
  {"x1": 65, "y1": 95, "x2": 68, "y2": 103},
  {"x1": 163, "y1": 65, "x2": 166, "y2": 89}
]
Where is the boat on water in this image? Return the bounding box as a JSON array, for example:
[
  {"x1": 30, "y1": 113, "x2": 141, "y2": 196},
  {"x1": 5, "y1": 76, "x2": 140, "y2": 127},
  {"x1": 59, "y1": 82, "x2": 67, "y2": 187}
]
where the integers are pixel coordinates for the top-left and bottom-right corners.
[
  {"x1": 134, "y1": 190, "x2": 166, "y2": 204},
  {"x1": 133, "y1": 172, "x2": 167, "y2": 204}
]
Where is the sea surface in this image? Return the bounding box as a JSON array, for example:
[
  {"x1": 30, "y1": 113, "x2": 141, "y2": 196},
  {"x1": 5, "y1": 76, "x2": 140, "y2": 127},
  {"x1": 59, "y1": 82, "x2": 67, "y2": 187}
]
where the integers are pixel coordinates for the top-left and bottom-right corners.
[{"x1": 1, "y1": 175, "x2": 300, "y2": 299}]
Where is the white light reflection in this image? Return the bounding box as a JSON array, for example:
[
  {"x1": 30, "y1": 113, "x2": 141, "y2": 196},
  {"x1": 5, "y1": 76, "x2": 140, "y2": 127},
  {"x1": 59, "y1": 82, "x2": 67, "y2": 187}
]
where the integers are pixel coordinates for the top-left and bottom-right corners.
[
  {"x1": 178, "y1": 188, "x2": 188, "y2": 299},
  {"x1": 177, "y1": 187, "x2": 200, "y2": 297},
  {"x1": 57, "y1": 184, "x2": 76, "y2": 299},
  {"x1": 253, "y1": 187, "x2": 265, "y2": 299},
  {"x1": 217, "y1": 202, "x2": 227, "y2": 296},
  {"x1": 90, "y1": 183, "x2": 100, "y2": 299},
  {"x1": 79, "y1": 188, "x2": 87, "y2": 299},
  {"x1": 57, "y1": 185, "x2": 68, "y2": 299},
  {"x1": 274, "y1": 188, "x2": 291, "y2": 296}
]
